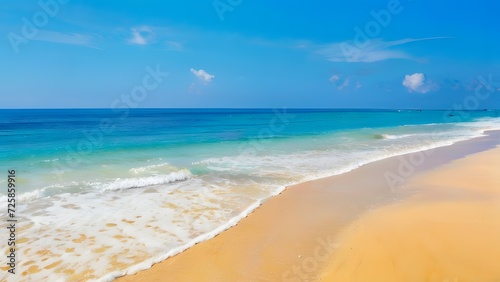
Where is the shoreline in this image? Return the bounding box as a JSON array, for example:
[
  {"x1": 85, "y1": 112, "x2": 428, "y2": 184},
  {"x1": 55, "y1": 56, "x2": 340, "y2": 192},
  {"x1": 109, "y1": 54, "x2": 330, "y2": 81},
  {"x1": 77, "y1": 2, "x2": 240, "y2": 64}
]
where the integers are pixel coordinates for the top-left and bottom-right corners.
[{"x1": 116, "y1": 130, "x2": 500, "y2": 281}]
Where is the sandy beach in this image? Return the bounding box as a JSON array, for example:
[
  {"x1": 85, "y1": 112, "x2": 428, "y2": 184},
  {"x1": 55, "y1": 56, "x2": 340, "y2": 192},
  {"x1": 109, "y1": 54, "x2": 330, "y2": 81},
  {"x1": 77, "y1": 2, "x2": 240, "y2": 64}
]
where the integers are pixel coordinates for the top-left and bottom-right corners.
[
  {"x1": 117, "y1": 131, "x2": 500, "y2": 282},
  {"x1": 322, "y1": 144, "x2": 500, "y2": 281}
]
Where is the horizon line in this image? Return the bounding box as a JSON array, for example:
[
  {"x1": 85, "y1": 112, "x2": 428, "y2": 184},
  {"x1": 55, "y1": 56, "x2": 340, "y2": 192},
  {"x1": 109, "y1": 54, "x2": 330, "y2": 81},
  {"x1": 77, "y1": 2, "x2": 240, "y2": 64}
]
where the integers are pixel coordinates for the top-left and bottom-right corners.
[{"x1": 0, "y1": 107, "x2": 499, "y2": 111}]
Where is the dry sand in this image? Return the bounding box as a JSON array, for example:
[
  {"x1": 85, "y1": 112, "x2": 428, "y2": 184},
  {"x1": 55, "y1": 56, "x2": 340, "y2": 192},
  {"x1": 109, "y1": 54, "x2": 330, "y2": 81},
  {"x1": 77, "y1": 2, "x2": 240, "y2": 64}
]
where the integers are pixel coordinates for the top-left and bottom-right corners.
[
  {"x1": 321, "y1": 146, "x2": 500, "y2": 282},
  {"x1": 117, "y1": 133, "x2": 500, "y2": 282}
]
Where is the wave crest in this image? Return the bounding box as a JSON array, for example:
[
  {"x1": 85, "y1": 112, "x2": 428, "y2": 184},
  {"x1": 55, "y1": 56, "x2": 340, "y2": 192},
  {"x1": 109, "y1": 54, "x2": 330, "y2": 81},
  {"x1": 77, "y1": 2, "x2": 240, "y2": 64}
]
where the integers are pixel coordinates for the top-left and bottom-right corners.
[
  {"x1": 373, "y1": 133, "x2": 415, "y2": 140},
  {"x1": 99, "y1": 169, "x2": 193, "y2": 192}
]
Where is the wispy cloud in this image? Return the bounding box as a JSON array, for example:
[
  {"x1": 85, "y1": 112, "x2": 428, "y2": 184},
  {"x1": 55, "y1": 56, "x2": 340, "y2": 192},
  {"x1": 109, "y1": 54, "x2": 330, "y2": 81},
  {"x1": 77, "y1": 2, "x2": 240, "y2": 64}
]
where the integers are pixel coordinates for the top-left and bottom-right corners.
[
  {"x1": 316, "y1": 37, "x2": 449, "y2": 63},
  {"x1": 190, "y1": 68, "x2": 215, "y2": 84},
  {"x1": 127, "y1": 26, "x2": 184, "y2": 51},
  {"x1": 329, "y1": 75, "x2": 340, "y2": 83},
  {"x1": 165, "y1": 40, "x2": 184, "y2": 51},
  {"x1": 402, "y1": 73, "x2": 437, "y2": 94},
  {"x1": 128, "y1": 26, "x2": 156, "y2": 45},
  {"x1": 329, "y1": 74, "x2": 351, "y2": 91},
  {"x1": 34, "y1": 31, "x2": 98, "y2": 48}
]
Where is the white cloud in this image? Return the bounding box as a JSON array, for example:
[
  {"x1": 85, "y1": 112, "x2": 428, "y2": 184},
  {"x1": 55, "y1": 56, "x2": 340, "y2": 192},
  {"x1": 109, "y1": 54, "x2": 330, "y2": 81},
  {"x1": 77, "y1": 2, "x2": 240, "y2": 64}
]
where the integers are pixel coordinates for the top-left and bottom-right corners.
[
  {"x1": 329, "y1": 75, "x2": 340, "y2": 82},
  {"x1": 165, "y1": 41, "x2": 183, "y2": 51},
  {"x1": 127, "y1": 26, "x2": 184, "y2": 50},
  {"x1": 329, "y1": 74, "x2": 350, "y2": 90},
  {"x1": 129, "y1": 26, "x2": 156, "y2": 45},
  {"x1": 317, "y1": 37, "x2": 449, "y2": 63},
  {"x1": 190, "y1": 68, "x2": 214, "y2": 83},
  {"x1": 355, "y1": 81, "x2": 362, "y2": 89},
  {"x1": 402, "y1": 73, "x2": 437, "y2": 94},
  {"x1": 338, "y1": 78, "x2": 350, "y2": 90}
]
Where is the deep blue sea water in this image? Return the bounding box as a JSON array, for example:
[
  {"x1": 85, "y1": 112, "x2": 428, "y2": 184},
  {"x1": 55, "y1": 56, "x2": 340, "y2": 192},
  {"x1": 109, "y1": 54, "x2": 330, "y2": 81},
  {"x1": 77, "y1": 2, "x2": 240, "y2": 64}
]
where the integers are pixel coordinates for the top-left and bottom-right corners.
[{"x1": 1, "y1": 108, "x2": 499, "y2": 281}]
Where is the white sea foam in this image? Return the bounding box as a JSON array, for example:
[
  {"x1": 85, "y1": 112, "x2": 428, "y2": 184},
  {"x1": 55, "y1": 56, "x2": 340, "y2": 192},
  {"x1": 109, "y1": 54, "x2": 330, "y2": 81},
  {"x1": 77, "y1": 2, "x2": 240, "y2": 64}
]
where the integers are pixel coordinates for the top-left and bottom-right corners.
[
  {"x1": 9, "y1": 169, "x2": 193, "y2": 204},
  {"x1": 16, "y1": 183, "x2": 76, "y2": 202},
  {"x1": 18, "y1": 187, "x2": 48, "y2": 202},
  {"x1": 381, "y1": 133, "x2": 415, "y2": 140},
  {"x1": 98, "y1": 169, "x2": 193, "y2": 192},
  {"x1": 129, "y1": 163, "x2": 171, "y2": 174}
]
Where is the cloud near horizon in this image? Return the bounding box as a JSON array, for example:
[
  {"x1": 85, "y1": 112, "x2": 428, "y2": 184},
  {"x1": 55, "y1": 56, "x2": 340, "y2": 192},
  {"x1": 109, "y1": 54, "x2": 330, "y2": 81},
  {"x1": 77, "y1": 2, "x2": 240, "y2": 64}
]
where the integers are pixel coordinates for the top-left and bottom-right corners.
[
  {"x1": 402, "y1": 73, "x2": 437, "y2": 94},
  {"x1": 190, "y1": 68, "x2": 215, "y2": 83},
  {"x1": 328, "y1": 74, "x2": 352, "y2": 91}
]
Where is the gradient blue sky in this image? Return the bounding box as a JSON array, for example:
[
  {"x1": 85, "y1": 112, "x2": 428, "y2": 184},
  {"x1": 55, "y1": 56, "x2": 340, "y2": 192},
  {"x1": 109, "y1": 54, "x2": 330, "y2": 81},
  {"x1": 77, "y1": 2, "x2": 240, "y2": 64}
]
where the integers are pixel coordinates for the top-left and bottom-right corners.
[{"x1": 1, "y1": 0, "x2": 499, "y2": 109}]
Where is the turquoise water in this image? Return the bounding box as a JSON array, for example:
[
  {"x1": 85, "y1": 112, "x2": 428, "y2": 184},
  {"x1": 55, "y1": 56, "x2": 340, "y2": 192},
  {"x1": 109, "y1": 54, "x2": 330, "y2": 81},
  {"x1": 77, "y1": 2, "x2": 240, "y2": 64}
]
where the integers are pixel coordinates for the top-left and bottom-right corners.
[{"x1": 1, "y1": 109, "x2": 499, "y2": 281}]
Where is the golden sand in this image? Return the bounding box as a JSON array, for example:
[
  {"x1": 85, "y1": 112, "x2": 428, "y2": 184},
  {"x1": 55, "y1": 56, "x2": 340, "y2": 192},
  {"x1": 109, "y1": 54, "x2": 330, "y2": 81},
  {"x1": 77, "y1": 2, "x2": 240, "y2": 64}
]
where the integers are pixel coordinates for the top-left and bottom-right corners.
[{"x1": 321, "y1": 146, "x2": 500, "y2": 281}]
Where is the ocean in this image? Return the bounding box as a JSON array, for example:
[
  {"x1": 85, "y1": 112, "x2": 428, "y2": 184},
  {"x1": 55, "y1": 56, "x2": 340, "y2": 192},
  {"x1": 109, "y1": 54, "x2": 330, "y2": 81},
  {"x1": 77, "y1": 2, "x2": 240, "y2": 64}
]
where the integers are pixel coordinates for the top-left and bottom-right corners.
[{"x1": 1, "y1": 108, "x2": 499, "y2": 281}]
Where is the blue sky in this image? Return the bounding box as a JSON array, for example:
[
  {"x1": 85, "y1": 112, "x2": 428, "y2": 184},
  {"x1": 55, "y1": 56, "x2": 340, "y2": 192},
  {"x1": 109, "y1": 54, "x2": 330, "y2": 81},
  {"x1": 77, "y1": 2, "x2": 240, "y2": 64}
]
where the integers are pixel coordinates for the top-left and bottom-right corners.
[{"x1": 1, "y1": 0, "x2": 499, "y2": 109}]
